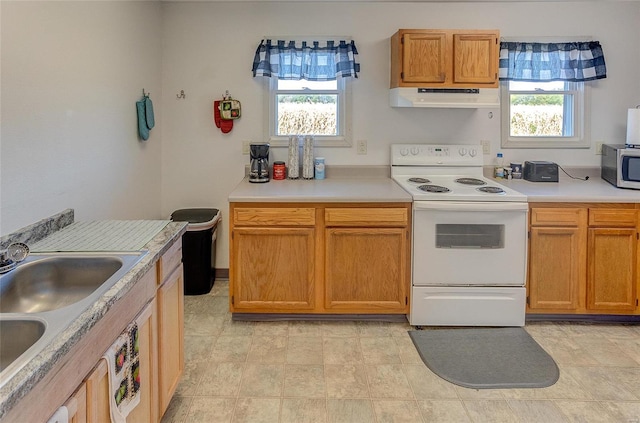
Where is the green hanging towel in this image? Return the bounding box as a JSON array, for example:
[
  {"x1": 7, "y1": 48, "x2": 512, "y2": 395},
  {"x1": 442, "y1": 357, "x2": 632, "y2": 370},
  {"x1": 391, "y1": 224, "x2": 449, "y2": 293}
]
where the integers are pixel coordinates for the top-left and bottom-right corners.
[
  {"x1": 136, "y1": 99, "x2": 149, "y2": 140},
  {"x1": 145, "y1": 96, "x2": 155, "y2": 129}
]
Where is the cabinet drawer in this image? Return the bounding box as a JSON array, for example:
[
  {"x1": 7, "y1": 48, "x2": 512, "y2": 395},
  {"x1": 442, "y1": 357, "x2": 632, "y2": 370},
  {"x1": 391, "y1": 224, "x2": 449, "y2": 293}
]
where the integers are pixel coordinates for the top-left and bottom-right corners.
[
  {"x1": 325, "y1": 208, "x2": 408, "y2": 227},
  {"x1": 588, "y1": 209, "x2": 637, "y2": 227},
  {"x1": 158, "y1": 239, "x2": 183, "y2": 284},
  {"x1": 234, "y1": 207, "x2": 316, "y2": 226},
  {"x1": 530, "y1": 208, "x2": 586, "y2": 227}
]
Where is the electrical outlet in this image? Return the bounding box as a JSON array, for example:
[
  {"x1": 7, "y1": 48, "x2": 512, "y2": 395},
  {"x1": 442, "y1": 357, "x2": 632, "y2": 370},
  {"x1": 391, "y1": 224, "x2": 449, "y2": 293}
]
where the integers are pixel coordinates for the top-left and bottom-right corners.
[
  {"x1": 595, "y1": 142, "x2": 603, "y2": 155},
  {"x1": 357, "y1": 139, "x2": 367, "y2": 155},
  {"x1": 242, "y1": 140, "x2": 250, "y2": 155},
  {"x1": 481, "y1": 140, "x2": 491, "y2": 155}
]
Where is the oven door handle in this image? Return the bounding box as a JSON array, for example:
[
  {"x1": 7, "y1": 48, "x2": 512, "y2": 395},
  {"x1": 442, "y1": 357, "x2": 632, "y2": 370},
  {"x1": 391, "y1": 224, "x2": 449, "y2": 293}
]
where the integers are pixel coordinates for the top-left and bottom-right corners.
[{"x1": 413, "y1": 201, "x2": 529, "y2": 212}]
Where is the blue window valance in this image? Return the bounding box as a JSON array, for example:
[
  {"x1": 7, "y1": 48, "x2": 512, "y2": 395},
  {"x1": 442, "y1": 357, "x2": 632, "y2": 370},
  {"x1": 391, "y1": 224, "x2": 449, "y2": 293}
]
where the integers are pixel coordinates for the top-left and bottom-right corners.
[
  {"x1": 252, "y1": 39, "x2": 360, "y2": 81},
  {"x1": 499, "y1": 41, "x2": 607, "y2": 82}
]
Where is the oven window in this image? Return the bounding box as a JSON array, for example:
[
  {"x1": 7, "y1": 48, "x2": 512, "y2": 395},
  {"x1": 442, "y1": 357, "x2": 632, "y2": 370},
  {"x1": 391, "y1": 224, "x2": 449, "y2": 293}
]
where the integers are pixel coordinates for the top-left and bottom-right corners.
[
  {"x1": 623, "y1": 156, "x2": 640, "y2": 181},
  {"x1": 435, "y1": 224, "x2": 505, "y2": 249}
]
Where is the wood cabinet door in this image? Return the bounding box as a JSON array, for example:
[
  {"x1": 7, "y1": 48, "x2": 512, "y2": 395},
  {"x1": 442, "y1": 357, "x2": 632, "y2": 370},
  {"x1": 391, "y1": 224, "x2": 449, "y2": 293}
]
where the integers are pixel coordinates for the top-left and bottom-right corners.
[
  {"x1": 528, "y1": 227, "x2": 585, "y2": 311},
  {"x1": 128, "y1": 300, "x2": 158, "y2": 423},
  {"x1": 157, "y1": 264, "x2": 184, "y2": 416},
  {"x1": 402, "y1": 32, "x2": 448, "y2": 83},
  {"x1": 231, "y1": 227, "x2": 316, "y2": 311},
  {"x1": 452, "y1": 33, "x2": 499, "y2": 85},
  {"x1": 65, "y1": 382, "x2": 87, "y2": 423},
  {"x1": 84, "y1": 359, "x2": 110, "y2": 423},
  {"x1": 587, "y1": 228, "x2": 638, "y2": 311},
  {"x1": 86, "y1": 301, "x2": 157, "y2": 423},
  {"x1": 325, "y1": 227, "x2": 408, "y2": 312}
]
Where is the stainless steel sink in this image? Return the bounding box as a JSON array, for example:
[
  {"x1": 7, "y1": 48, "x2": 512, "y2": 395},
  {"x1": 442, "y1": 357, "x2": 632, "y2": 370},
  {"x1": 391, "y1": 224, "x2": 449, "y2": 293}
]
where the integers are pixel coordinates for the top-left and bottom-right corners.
[
  {"x1": 0, "y1": 256, "x2": 124, "y2": 313},
  {"x1": 0, "y1": 319, "x2": 46, "y2": 372},
  {"x1": 0, "y1": 251, "x2": 147, "y2": 388}
]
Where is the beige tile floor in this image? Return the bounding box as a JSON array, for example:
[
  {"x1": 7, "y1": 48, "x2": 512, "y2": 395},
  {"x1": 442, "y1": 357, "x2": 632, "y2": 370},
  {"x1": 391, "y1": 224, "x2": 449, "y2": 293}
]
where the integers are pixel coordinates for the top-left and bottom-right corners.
[{"x1": 161, "y1": 280, "x2": 640, "y2": 423}]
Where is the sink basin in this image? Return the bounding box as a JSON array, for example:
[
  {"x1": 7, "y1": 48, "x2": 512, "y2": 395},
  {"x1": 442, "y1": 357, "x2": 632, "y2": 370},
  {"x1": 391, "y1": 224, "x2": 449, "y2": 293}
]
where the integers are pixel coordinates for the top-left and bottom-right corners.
[
  {"x1": 0, "y1": 251, "x2": 147, "y2": 390},
  {"x1": 0, "y1": 256, "x2": 123, "y2": 313},
  {"x1": 0, "y1": 319, "x2": 46, "y2": 372}
]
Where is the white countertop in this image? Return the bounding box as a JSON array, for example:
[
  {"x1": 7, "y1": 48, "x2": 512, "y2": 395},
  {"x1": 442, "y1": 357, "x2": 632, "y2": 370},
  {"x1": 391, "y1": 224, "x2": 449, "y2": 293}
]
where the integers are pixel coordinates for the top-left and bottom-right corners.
[
  {"x1": 495, "y1": 167, "x2": 640, "y2": 203},
  {"x1": 229, "y1": 165, "x2": 640, "y2": 204},
  {"x1": 228, "y1": 176, "x2": 413, "y2": 203}
]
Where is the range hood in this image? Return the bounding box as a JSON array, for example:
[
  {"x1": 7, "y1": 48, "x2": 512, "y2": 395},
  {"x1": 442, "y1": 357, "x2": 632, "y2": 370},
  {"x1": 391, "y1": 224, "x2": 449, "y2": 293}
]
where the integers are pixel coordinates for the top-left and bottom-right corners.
[{"x1": 390, "y1": 87, "x2": 500, "y2": 109}]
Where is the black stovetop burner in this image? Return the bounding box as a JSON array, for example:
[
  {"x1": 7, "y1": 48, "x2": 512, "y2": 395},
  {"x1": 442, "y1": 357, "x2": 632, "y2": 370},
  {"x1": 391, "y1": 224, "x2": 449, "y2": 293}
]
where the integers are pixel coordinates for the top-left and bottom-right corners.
[
  {"x1": 417, "y1": 184, "x2": 450, "y2": 193},
  {"x1": 408, "y1": 177, "x2": 430, "y2": 184},
  {"x1": 455, "y1": 177, "x2": 486, "y2": 186},
  {"x1": 477, "y1": 186, "x2": 505, "y2": 194}
]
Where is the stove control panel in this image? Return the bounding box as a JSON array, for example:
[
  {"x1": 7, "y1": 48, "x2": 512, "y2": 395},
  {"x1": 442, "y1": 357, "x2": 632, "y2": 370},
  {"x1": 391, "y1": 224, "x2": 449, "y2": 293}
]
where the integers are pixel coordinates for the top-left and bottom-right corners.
[{"x1": 391, "y1": 144, "x2": 482, "y2": 166}]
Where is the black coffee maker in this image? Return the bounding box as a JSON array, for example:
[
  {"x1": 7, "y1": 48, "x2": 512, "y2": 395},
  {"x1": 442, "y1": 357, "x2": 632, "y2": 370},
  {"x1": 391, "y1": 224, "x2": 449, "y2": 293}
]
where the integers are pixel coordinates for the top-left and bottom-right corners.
[{"x1": 249, "y1": 142, "x2": 270, "y2": 183}]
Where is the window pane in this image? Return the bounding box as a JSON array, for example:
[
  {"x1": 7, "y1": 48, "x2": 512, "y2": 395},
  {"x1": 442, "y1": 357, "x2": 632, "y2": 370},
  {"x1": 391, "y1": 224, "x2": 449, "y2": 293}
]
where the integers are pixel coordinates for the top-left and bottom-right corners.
[
  {"x1": 509, "y1": 81, "x2": 566, "y2": 91},
  {"x1": 276, "y1": 94, "x2": 338, "y2": 136},
  {"x1": 277, "y1": 79, "x2": 337, "y2": 90},
  {"x1": 509, "y1": 93, "x2": 573, "y2": 137}
]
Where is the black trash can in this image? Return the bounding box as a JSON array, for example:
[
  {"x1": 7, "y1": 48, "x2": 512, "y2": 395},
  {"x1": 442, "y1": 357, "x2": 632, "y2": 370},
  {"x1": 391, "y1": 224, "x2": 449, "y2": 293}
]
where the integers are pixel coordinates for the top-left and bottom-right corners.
[{"x1": 170, "y1": 208, "x2": 221, "y2": 295}]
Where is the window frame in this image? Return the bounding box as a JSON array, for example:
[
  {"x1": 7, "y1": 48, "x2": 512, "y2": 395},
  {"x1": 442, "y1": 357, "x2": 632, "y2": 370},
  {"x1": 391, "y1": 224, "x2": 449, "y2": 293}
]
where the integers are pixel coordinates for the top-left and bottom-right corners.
[
  {"x1": 500, "y1": 80, "x2": 591, "y2": 149},
  {"x1": 263, "y1": 76, "x2": 352, "y2": 148}
]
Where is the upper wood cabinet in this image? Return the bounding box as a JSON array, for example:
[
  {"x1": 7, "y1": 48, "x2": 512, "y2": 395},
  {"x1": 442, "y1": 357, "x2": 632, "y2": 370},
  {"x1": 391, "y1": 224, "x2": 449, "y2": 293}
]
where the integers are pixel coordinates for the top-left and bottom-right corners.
[{"x1": 390, "y1": 29, "x2": 500, "y2": 88}]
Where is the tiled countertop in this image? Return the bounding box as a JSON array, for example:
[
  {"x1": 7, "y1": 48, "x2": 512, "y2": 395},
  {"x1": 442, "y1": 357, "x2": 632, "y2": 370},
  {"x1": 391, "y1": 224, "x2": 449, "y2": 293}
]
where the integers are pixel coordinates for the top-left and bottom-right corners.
[{"x1": 0, "y1": 220, "x2": 188, "y2": 420}]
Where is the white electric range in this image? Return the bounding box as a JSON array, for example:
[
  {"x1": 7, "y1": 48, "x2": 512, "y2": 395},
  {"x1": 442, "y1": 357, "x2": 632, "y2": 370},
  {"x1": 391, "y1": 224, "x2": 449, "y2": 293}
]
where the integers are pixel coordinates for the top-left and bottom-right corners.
[{"x1": 391, "y1": 144, "x2": 528, "y2": 327}]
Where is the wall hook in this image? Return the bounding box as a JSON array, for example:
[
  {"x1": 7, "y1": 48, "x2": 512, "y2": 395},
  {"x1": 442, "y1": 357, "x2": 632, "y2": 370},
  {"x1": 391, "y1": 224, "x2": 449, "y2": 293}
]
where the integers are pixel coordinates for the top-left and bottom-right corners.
[
  {"x1": 177, "y1": 90, "x2": 186, "y2": 99},
  {"x1": 142, "y1": 88, "x2": 150, "y2": 98}
]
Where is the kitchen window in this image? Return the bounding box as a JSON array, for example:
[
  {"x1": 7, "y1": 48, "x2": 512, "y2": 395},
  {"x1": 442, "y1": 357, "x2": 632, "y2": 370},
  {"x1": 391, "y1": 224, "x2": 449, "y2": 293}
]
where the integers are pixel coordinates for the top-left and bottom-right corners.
[
  {"x1": 265, "y1": 76, "x2": 351, "y2": 146},
  {"x1": 500, "y1": 80, "x2": 589, "y2": 148},
  {"x1": 253, "y1": 38, "x2": 359, "y2": 147},
  {"x1": 498, "y1": 40, "x2": 606, "y2": 149}
]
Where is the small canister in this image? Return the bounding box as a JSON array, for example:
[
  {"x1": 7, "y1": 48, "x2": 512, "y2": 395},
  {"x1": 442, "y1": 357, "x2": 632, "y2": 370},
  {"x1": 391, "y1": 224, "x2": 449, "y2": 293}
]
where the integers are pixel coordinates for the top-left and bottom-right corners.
[
  {"x1": 510, "y1": 162, "x2": 523, "y2": 179},
  {"x1": 314, "y1": 157, "x2": 325, "y2": 180},
  {"x1": 273, "y1": 161, "x2": 286, "y2": 180}
]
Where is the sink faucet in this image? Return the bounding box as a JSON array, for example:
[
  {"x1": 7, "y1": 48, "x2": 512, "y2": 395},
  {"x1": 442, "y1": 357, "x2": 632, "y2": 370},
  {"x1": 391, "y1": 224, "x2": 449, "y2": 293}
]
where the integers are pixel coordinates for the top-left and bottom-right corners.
[{"x1": 0, "y1": 242, "x2": 30, "y2": 273}]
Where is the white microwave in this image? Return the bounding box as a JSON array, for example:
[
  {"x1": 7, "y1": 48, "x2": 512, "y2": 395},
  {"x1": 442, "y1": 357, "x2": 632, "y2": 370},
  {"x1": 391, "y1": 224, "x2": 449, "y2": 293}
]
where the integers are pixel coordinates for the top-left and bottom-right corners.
[{"x1": 601, "y1": 144, "x2": 640, "y2": 189}]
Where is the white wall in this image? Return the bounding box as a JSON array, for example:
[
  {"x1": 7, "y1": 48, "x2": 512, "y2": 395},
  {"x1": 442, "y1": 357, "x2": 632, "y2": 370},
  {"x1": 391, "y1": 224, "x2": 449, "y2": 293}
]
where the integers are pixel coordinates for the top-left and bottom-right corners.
[
  {"x1": 0, "y1": 1, "x2": 164, "y2": 235},
  {"x1": 160, "y1": 1, "x2": 640, "y2": 268}
]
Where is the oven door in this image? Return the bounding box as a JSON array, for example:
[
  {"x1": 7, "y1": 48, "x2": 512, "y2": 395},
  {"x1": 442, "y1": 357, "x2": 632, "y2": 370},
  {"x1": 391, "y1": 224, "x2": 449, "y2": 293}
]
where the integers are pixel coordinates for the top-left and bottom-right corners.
[{"x1": 413, "y1": 201, "x2": 528, "y2": 287}]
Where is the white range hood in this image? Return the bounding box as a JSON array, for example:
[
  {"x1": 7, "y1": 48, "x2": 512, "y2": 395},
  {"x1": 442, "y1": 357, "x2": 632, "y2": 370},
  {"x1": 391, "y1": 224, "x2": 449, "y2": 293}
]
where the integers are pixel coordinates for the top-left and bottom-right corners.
[{"x1": 390, "y1": 87, "x2": 500, "y2": 109}]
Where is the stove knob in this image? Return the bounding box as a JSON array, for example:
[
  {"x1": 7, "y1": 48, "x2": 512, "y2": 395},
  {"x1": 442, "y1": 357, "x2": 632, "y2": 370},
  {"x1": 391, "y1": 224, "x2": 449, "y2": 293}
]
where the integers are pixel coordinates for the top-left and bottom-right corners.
[
  {"x1": 400, "y1": 148, "x2": 409, "y2": 156},
  {"x1": 410, "y1": 146, "x2": 420, "y2": 155},
  {"x1": 468, "y1": 148, "x2": 477, "y2": 157},
  {"x1": 458, "y1": 148, "x2": 467, "y2": 156}
]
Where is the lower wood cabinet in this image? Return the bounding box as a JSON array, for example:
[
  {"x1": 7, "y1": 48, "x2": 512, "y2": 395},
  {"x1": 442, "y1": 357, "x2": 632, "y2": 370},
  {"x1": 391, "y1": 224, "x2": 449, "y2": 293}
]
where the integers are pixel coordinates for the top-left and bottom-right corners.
[
  {"x1": 85, "y1": 300, "x2": 157, "y2": 423},
  {"x1": 230, "y1": 202, "x2": 411, "y2": 314},
  {"x1": 157, "y1": 263, "x2": 185, "y2": 414},
  {"x1": 529, "y1": 225, "x2": 585, "y2": 310},
  {"x1": 65, "y1": 383, "x2": 87, "y2": 423},
  {"x1": 325, "y1": 227, "x2": 408, "y2": 312},
  {"x1": 232, "y1": 227, "x2": 316, "y2": 311},
  {"x1": 588, "y1": 227, "x2": 637, "y2": 311},
  {"x1": 528, "y1": 204, "x2": 639, "y2": 315}
]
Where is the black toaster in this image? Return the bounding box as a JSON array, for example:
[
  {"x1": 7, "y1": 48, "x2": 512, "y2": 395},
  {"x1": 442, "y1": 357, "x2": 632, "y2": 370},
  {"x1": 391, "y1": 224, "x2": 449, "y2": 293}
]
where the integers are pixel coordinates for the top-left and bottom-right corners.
[{"x1": 523, "y1": 161, "x2": 559, "y2": 182}]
